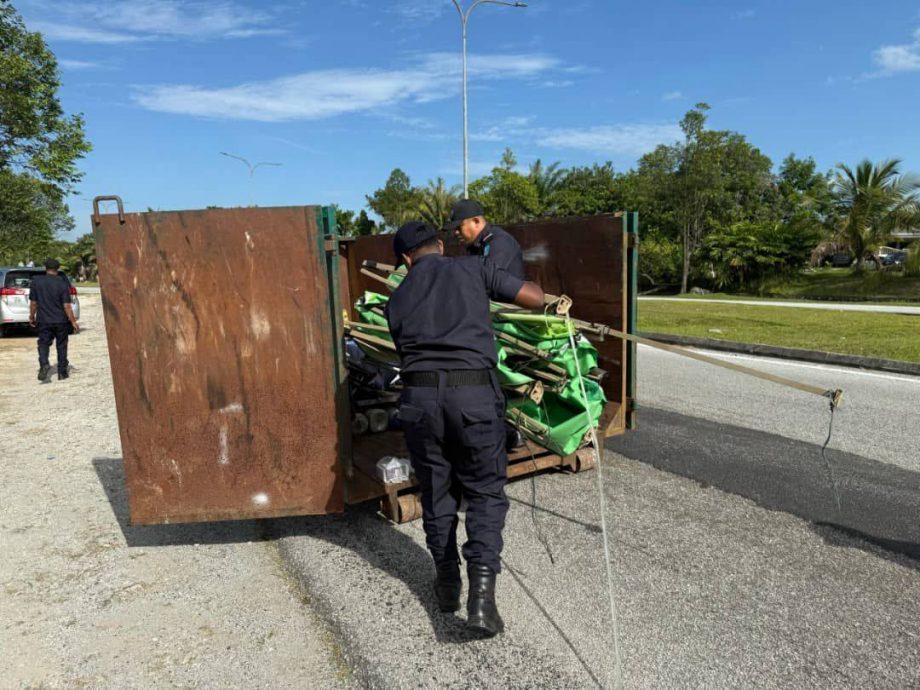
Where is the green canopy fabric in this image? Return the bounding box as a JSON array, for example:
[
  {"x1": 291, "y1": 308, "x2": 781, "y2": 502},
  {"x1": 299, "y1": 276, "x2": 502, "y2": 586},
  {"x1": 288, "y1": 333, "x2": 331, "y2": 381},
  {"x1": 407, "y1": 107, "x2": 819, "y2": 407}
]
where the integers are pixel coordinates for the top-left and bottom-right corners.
[{"x1": 353, "y1": 291, "x2": 606, "y2": 457}]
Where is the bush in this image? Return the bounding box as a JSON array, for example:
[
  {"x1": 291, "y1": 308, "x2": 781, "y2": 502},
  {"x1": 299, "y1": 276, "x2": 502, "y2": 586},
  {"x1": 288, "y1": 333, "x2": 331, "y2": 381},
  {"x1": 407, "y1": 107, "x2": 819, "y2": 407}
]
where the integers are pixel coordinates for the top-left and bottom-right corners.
[
  {"x1": 700, "y1": 221, "x2": 820, "y2": 291},
  {"x1": 638, "y1": 237, "x2": 681, "y2": 289},
  {"x1": 905, "y1": 244, "x2": 920, "y2": 277}
]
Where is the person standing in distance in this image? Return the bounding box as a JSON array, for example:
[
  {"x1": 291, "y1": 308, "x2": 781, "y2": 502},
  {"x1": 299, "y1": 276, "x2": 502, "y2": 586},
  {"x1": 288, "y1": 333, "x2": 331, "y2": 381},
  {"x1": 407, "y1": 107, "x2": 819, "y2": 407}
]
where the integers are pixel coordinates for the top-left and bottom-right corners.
[
  {"x1": 29, "y1": 259, "x2": 79, "y2": 382},
  {"x1": 385, "y1": 221, "x2": 544, "y2": 637},
  {"x1": 444, "y1": 199, "x2": 525, "y2": 280}
]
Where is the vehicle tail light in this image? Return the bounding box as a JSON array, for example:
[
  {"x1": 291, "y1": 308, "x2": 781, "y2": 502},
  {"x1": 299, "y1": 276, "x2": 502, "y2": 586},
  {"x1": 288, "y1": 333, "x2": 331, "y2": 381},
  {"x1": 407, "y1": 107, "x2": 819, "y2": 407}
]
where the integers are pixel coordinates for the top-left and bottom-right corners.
[
  {"x1": 0, "y1": 287, "x2": 26, "y2": 296},
  {"x1": 69, "y1": 286, "x2": 78, "y2": 296}
]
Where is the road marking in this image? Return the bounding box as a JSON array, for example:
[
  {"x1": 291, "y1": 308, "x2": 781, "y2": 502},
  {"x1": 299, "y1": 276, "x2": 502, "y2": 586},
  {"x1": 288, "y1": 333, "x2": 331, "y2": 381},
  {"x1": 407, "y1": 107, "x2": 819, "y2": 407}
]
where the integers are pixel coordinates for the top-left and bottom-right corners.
[{"x1": 638, "y1": 344, "x2": 920, "y2": 385}]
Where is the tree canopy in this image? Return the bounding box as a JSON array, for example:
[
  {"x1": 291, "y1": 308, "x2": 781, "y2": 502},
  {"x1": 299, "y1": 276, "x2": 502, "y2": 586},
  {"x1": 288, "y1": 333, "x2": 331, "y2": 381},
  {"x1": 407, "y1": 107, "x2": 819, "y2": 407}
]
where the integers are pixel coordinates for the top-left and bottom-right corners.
[{"x1": 0, "y1": 1, "x2": 90, "y2": 264}]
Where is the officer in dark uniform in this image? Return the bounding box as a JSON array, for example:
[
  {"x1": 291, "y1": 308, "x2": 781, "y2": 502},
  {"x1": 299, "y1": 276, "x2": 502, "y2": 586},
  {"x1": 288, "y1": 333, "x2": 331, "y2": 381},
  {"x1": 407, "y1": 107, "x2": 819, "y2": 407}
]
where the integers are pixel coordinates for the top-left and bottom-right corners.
[
  {"x1": 385, "y1": 221, "x2": 544, "y2": 636},
  {"x1": 28, "y1": 258, "x2": 80, "y2": 382},
  {"x1": 444, "y1": 198, "x2": 525, "y2": 279}
]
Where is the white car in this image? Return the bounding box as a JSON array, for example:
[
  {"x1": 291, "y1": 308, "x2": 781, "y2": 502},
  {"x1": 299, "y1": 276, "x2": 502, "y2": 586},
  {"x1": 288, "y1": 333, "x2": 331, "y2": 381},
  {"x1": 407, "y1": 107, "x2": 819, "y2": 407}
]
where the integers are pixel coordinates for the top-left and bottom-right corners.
[{"x1": 0, "y1": 267, "x2": 81, "y2": 337}]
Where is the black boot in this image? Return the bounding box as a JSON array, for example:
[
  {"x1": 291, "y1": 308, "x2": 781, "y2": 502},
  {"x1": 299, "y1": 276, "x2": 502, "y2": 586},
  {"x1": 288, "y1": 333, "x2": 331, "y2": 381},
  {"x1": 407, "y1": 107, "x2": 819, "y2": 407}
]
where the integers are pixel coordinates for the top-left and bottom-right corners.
[
  {"x1": 466, "y1": 564, "x2": 504, "y2": 636},
  {"x1": 434, "y1": 560, "x2": 462, "y2": 613},
  {"x1": 38, "y1": 364, "x2": 52, "y2": 382}
]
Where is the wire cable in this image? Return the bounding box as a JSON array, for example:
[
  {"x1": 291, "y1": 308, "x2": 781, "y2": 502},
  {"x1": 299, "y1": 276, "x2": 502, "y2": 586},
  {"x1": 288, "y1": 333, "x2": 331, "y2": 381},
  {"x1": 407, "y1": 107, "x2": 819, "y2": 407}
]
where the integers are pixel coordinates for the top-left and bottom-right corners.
[{"x1": 565, "y1": 316, "x2": 624, "y2": 690}]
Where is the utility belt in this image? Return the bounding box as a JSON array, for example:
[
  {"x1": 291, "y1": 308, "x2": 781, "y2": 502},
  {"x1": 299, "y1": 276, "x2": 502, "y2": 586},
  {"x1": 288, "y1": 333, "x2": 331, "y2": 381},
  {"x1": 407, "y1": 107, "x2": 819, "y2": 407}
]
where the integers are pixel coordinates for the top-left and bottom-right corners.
[{"x1": 402, "y1": 369, "x2": 492, "y2": 387}]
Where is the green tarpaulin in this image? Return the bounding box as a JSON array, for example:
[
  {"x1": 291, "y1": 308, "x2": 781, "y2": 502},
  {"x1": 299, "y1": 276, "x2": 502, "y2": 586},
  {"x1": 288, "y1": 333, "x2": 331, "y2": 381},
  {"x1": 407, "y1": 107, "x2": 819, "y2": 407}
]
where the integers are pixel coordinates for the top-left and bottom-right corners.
[{"x1": 352, "y1": 291, "x2": 605, "y2": 456}]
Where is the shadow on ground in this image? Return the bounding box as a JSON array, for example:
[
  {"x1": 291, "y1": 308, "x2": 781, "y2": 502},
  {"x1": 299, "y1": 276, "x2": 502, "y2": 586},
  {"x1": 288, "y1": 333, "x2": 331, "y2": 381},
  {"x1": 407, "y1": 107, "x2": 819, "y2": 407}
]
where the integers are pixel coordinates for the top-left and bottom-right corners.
[
  {"x1": 93, "y1": 457, "x2": 526, "y2": 646},
  {"x1": 607, "y1": 407, "x2": 920, "y2": 564},
  {"x1": 272, "y1": 507, "x2": 500, "y2": 646},
  {"x1": 93, "y1": 457, "x2": 270, "y2": 547}
]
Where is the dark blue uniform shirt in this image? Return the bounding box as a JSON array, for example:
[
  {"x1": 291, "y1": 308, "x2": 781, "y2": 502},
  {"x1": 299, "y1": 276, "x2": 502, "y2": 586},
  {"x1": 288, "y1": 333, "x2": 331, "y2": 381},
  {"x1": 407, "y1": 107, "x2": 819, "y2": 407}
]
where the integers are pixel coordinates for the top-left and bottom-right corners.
[
  {"x1": 29, "y1": 274, "x2": 71, "y2": 324},
  {"x1": 467, "y1": 224, "x2": 525, "y2": 279},
  {"x1": 385, "y1": 254, "x2": 524, "y2": 374}
]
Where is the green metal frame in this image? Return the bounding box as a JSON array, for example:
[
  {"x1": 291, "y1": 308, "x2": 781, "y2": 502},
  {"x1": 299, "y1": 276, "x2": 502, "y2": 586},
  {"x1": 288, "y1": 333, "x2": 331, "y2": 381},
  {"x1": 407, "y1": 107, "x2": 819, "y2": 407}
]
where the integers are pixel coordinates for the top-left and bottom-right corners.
[
  {"x1": 625, "y1": 212, "x2": 639, "y2": 429},
  {"x1": 316, "y1": 206, "x2": 354, "y2": 486}
]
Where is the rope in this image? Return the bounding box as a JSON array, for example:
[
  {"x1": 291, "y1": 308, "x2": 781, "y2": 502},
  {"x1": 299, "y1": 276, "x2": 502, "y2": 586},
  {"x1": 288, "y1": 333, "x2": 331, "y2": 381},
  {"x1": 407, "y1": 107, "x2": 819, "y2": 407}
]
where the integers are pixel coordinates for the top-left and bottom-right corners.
[
  {"x1": 565, "y1": 315, "x2": 624, "y2": 690},
  {"x1": 820, "y1": 396, "x2": 842, "y2": 516}
]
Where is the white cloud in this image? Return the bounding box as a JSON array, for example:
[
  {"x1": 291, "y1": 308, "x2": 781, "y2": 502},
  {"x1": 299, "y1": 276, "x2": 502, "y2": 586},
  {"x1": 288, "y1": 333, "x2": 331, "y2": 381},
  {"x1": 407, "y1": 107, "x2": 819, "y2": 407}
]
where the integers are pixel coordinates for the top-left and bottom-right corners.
[
  {"x1": 25, "y1": 0, "x2": 281, "y2": 42},
  {"x1": 59, "y1": 58, "x2": 103, "y2": 70},
  {"x1": 392, "y1": 0, "x2": 449, "y2": 22},
  {"x1": 32, "y1": 22, "x2": 140, "y2": 44},
  {"x1": 872, "y1": 26, "x2": 920, "y2": 74},
  {"x1": 133, "y1": 52, "x2": 563, "y2": 122},
  {"x1": 537, "y1": 124, "x2": 682, "y2": 156},
  {"x1": 662, "y1": 90, "x2": 683, "y2": 101}
]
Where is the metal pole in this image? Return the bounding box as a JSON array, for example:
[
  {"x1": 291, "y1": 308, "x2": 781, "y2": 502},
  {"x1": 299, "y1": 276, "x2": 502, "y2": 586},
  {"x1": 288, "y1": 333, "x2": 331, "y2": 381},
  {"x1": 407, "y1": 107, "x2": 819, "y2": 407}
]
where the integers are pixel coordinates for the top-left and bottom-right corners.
[
  {"x1": 450, "y1": 1, "x2": 527, "y2": 199},
  {"x1": 220, "y1": 152, "x2": 282, "y2": 207},
  {"x1": 462, "y1": 16, "x2": 469, "y2": 198}
]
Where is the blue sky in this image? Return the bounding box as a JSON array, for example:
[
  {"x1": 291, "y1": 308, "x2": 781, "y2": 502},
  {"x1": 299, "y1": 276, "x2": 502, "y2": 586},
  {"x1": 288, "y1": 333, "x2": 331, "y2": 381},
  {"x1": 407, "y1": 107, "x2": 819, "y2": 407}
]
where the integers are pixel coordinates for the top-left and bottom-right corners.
[{"x1": 14, "y1": 0, "x2": 920, "y2": 239}]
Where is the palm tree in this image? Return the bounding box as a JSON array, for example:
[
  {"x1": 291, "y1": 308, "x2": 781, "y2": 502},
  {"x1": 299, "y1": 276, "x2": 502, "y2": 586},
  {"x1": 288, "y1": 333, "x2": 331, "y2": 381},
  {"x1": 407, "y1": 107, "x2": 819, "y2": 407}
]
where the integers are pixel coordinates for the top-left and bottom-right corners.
[
  {"x1": 830, "y1": 159, "x2": 920, "y2": 269},
  {"x1": 528, "y1": 159, "x2": 565, "y2": 215},
  {"x1": 418, "y1": 178, "x2": 461, "y2": 229}
]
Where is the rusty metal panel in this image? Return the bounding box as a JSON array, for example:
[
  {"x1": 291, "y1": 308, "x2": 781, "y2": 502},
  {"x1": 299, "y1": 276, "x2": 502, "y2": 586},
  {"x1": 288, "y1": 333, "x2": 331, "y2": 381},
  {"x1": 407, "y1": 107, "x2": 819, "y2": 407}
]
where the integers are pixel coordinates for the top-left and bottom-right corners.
[
  {"x1": 505, "y1": 214, "x2": 627, "y2": 411},
  {"x1": 94, "y1": 205, "x2": 343, "y2": 524}
]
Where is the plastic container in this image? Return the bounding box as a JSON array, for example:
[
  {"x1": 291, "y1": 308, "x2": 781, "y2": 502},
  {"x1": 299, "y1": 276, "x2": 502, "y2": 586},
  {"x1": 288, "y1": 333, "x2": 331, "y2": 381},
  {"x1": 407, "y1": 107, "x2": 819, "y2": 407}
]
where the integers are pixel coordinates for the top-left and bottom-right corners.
[{"x1": 376, "y1": 456, "x2": 412, "y2": 484}]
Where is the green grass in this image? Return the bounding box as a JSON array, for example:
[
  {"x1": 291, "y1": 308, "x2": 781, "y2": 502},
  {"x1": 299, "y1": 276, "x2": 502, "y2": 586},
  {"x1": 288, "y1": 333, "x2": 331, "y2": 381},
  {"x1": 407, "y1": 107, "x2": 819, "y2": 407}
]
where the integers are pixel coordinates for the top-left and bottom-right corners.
[
  {"x1": 639, "y1": 301, "x2": 920, "y2": 363},
  {"x1": 742, "y1": 268, "x2": 920, "y2": 302}
]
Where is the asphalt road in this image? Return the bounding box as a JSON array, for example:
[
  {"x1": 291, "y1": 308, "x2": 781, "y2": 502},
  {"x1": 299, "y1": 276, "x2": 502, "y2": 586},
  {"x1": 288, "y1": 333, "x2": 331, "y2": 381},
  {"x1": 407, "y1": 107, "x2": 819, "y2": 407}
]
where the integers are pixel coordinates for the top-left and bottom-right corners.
[
  {"x1": 275, "y1": 348, "x2": 920, "y2": 688},
  {"x1": 640, "y1": 296, "x2": 920, "y2": 315}
]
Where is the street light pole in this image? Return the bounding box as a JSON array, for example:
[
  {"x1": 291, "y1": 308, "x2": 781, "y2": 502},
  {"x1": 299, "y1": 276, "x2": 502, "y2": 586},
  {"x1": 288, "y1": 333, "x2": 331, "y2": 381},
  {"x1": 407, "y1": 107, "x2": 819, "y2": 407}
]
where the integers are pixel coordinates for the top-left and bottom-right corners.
[
  {"x1": 219, "y1": 152, "x2": 283, "y2": 207},
  {"x1": 450, "y1": 0, "x2": 527, "y2": 199}
]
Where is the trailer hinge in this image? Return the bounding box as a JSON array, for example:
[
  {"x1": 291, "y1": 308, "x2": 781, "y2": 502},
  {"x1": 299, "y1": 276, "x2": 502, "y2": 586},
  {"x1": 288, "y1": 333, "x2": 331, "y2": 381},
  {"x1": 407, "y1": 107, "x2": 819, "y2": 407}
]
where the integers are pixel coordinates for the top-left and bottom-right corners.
[
  {"x1": 627, "y1": 234, "x2": 638, "y2": 249},
  {"x1": 323, "y1": 237, "x2": 339, "y2": 253}
]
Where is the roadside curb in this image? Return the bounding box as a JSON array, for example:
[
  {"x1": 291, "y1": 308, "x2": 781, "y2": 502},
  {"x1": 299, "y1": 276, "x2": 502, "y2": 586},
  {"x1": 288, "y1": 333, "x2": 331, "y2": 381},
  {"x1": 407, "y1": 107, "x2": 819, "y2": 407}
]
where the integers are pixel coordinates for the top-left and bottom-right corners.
[{"x1": 639, "y1": 332, "x2": 920, "y2": 378}]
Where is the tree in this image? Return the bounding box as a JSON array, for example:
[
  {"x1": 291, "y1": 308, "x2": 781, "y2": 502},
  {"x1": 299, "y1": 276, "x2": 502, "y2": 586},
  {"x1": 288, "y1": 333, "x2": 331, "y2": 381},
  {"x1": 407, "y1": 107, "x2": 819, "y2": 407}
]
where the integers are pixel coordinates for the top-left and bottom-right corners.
[
  {"x1": 354, "y1": 210, "x2": 377, "y2": 236},
  {"x1": 418, "y1": 177, "x2": 460, "y2": 229},
  {"x1": 0, "y1": 170, "x2": 74, "y2": 264},
  {"x1": 701, "y1": 220, "x2": 820, "y2": 291},
  {"x1": 332, "y1": 205, "x2": 356, "y2": 236},
  {"x1": 634, "y1": 103, "x2": 776, "y2": 292},
  {"x1": 365, "y1": 168, "x2": 421, "y2": 231},
  {"x1": 545, "y1": 163, "x2": 623, "y2": 217},
  {"x1": 0, "y1": 2, "x2": 90, "y2": 263},
  {"x1": 499, "y1": 147, "x2": 517, "y2": 171},
  {"x1": 830, "y1": 159, "x2": 920, "y2": 269},
  {"x1": 469, "y1": 163, "x2": 540, "y2": 225},
  {"x1": 528, "y1": 159, "x2": 565, "y2": 215}
]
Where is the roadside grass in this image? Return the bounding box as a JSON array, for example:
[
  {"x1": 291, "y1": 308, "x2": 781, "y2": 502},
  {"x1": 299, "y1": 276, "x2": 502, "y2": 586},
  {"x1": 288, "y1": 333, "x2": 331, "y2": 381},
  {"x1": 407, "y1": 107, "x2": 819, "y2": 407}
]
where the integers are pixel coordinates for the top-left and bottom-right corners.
[
  {"x1": 75, "y1": 281, "x2": 99, "y2": 288},
  {"x1": 638, "y1": 301, "x2": 920, "y2": 363},
  {"x1": 733, "y1": 268, "x2": 920, "y2": 302}
]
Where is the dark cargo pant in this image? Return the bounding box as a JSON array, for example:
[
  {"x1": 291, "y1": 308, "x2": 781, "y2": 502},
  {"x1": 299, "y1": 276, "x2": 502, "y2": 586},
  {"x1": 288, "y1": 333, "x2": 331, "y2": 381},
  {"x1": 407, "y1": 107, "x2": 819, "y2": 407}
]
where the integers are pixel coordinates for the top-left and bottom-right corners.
[
  {"x1": 398, "y1": 372, "x2": 509, "y2": 573},
  {"x1": 37, "y1": 322, "x2": 70, "y2": 375}
]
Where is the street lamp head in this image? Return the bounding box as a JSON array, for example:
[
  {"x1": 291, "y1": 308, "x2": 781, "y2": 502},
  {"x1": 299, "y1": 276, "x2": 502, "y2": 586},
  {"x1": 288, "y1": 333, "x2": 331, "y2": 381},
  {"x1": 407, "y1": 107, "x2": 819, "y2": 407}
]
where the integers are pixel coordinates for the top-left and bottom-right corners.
[{"x1": 514, "y1": 2, "x2": 527, "y2": 6}]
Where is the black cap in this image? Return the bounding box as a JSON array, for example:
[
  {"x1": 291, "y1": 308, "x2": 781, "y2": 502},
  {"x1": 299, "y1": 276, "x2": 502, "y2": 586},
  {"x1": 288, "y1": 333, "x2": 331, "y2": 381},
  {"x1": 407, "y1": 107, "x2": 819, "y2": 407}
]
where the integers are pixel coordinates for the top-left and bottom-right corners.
[
  {"x1": 393, "y1": 221, "x2": 438, "y2": 263},
  {"x1": 443, "y1": 198, "x2": 485, "y2": 231},
  {"x1": 44, "y1": 258, "x2": 60, "y2": 270}
]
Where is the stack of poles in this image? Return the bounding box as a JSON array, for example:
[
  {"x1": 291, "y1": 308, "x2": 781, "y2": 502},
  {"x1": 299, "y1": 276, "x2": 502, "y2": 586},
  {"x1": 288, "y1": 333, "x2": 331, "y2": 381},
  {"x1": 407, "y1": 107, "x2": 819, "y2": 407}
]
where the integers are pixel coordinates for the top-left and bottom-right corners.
[{"x1": 353, "y1": 263, "x2": 603, "y2": 451}]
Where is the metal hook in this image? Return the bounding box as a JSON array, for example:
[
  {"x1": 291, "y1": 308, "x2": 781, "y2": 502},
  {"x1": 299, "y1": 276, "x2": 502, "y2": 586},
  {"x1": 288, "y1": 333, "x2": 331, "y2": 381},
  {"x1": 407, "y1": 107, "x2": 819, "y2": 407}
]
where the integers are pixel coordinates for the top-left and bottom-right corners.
[{"x1": 92, "y1": 196, "x2": 125, "y2": 226}]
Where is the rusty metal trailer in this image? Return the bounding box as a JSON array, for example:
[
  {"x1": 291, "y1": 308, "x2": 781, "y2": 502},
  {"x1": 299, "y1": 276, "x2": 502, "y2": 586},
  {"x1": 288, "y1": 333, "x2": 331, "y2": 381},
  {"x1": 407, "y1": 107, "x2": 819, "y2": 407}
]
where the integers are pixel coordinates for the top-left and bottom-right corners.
[{"x1": 92, "y1": 197, "x2": 638, "y2": 526}]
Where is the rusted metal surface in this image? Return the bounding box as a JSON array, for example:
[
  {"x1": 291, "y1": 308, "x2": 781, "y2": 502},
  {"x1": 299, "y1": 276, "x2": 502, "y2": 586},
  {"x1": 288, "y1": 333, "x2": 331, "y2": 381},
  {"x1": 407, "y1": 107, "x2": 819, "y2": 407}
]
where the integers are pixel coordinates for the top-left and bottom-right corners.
[
  {"x1": 340, "y1": 214, "x2": 628, "y2": 441},
  {"x1": 504, "y1": 214, "x2": 627, "y2": 416},
  {"x1": 94, "y1": 205, "x2": 343, "y2": 524}
]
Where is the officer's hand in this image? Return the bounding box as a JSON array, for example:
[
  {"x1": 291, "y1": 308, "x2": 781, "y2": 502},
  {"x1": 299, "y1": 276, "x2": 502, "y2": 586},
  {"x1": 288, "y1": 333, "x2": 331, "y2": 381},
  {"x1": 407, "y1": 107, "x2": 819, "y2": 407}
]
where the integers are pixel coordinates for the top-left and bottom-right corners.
[
  {"x1": 29, "y1": 318, "x2": 36, "y2": 328},
  {"x1": 71, "y1": 322, "x2": 80, "y2": 334}
]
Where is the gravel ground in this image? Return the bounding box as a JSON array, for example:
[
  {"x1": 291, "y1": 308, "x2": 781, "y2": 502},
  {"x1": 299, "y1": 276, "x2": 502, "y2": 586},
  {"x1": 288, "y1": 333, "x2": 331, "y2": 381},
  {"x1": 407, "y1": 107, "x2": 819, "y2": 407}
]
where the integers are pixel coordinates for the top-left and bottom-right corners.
[{"x1": 0, "y1": 296, "x2": 347, "y2": 689}]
